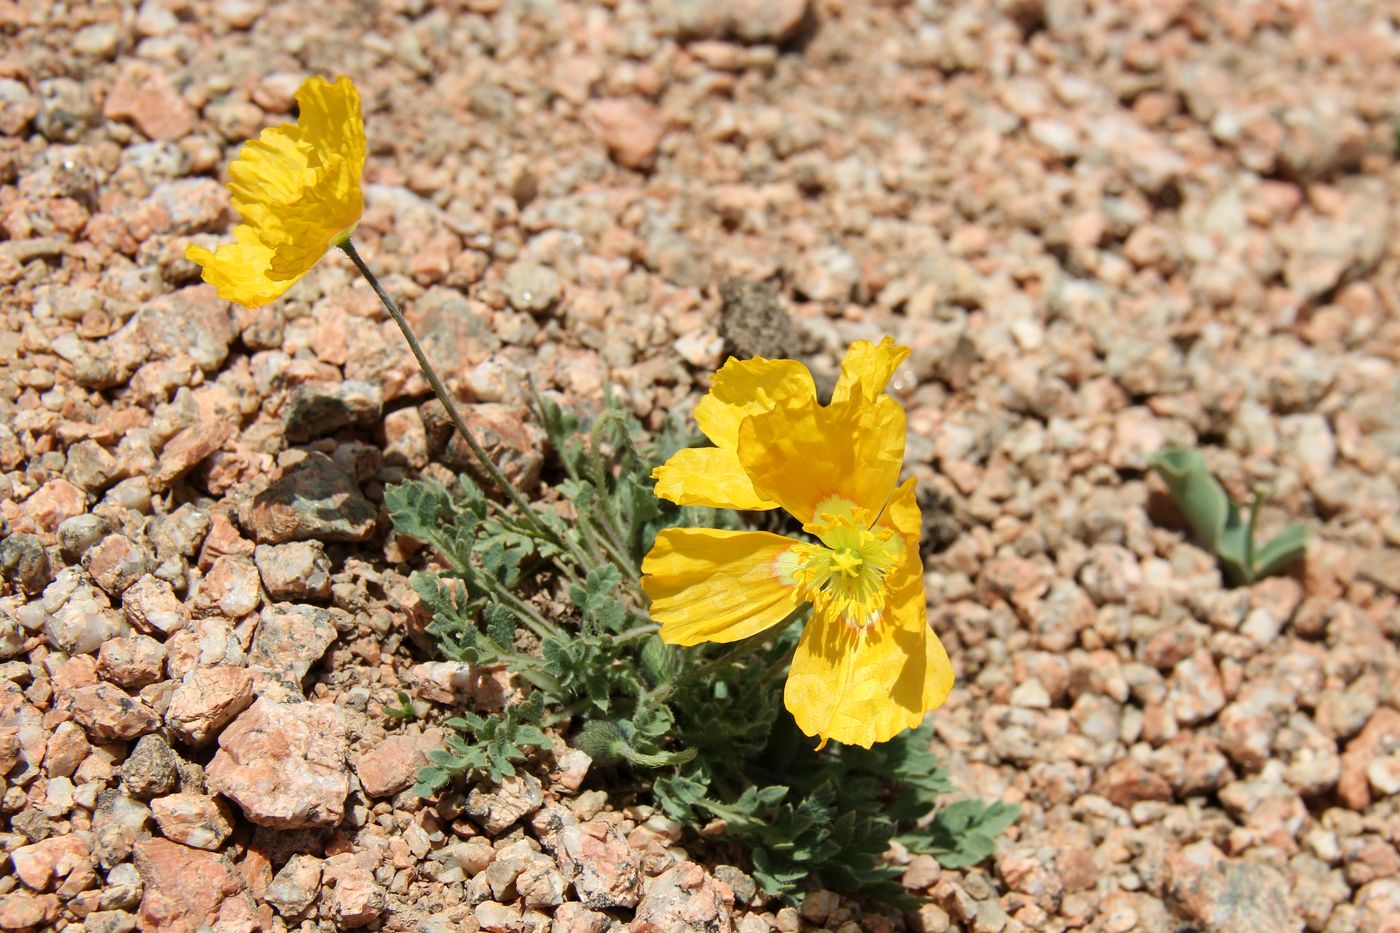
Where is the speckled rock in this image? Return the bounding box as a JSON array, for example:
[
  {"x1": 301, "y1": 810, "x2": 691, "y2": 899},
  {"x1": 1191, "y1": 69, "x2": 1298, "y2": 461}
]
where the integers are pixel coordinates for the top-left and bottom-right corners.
[{"x1": 205, "y1": 697, "x2": 349, "y2": 829}]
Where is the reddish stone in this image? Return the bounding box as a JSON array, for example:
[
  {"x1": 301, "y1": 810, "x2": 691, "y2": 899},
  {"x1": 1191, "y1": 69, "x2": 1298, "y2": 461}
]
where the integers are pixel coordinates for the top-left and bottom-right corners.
[
  {"x1": 103, "y1": 63, "x2": 195, "y2": 141},
  {"x1": 132, "y1": 838, "x2": 259, "y2": 933}
]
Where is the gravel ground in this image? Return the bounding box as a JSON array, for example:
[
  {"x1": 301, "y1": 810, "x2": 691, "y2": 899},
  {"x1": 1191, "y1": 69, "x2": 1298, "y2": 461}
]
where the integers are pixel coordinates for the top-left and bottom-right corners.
[{"x1": 2, "y1": 1, "x2": 1400, "y2": 931}]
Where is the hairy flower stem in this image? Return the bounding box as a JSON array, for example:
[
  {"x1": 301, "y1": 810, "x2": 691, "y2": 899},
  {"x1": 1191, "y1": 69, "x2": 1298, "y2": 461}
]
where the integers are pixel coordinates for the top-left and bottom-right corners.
[
  {"x1": 340, "y1": 239, "x2": 586, "y2": 568},
  {"x1": 586, "y1": 421, "x2": 642, "y2": 583},
  {"x1": 738, "y1": 644, "x2": 798, "y2": 712},
  {"x1": 647, "y1": 621, "x2": 796, "y2": 704}
]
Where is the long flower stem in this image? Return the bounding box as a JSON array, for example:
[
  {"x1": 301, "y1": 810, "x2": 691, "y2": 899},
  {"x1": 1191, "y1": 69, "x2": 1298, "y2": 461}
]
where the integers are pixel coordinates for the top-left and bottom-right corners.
[
  {"x1": 478, "y1": 575, "x2": 560, "y2": 642},
  {"x1": 339, "y1": 238, "x2": 582, "y2": 564}
]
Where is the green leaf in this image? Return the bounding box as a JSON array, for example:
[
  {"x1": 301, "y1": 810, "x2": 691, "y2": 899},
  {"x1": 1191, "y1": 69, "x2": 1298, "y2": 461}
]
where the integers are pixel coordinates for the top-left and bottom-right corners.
[
  {"x1": 914, "y1": 800, "x2": 1020, "y2": 868},
  {"x1": 384, "y1": 480, "x2": 454, "y2": 542},
  {"x1": 382, "y1": 691, "x2": 417, "y2": 720},
  {"x1": 640, "y1": 637, "x2": 681, "y2": 686},
  {"x1": 1149, "y1": 448, "x2": 1307, "y2": 586},
  {"x1": 409, "y1": 573, "x2": 480, "y2": 661},
  {"x1": 653, "y1": 774, "x2": 710, "y2": 822},
  {"x1": 483, "y1": 604, "x2": 517, "y2": 650},
  {"x1": 415, "y1": 697, "x2": 550, "y2": 790},
  {"x1": 1147, "y1": 449, "x2": 1229, "y2": 548},
  {"x1": 1213, "y1": 510, "x2": 1253, "y2": 585},
  {"x1": 1251, "y1": 522, "x2": 1308, "y2": 579},
  {"x1": 411, "y1": 766, "x2": 452, "y2": 796}
]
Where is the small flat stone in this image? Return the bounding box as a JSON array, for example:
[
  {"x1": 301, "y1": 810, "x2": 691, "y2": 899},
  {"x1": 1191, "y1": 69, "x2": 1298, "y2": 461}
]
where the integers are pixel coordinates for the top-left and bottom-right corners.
[
  {"x1": 582, "y1": 98, "x2": 665, "y2": 170},
  {"x1": 103, "y1": 62, "x2": 194, "y2": 141},
  {"x1": 284, "y1": 380, "x2": 383, "y2": 442},
  {"x1": 42, "y1": 721, "x2": 89, "y2": 779},
  {"x1": 244, "y1": 452, "x2": 377, "y2": 544},
  {"x1": 246, "y1": 603, "x2": 338, "y2": 685},
  {"x1": 556, "y1": 819, "x2": 642, "y2": 910},
  {"x1": 465, "y1": 773, "x2": 545, "y2": 836},
  {"x1": 92, "y1": 791, "x2": 152, "y2": 869},
  {"x1": 253, "y1": 541, "x2": 332, "y2": 600},
  {"x1": 0, "y1": 892, "x2": 59, "y2": 929},
  {"x1": 354, "y1": 727, "x2": 446, "y2": 798},
  {"x1": 503, "y1": 263, "x2": 562, "y2": 315},
  {"x1": 132, "y1": 839, "x2": 259, "y2": 932},
  {"x1": 266, "y1": 853, "x2": 322, "y2": 918},
  {"x1": 189, "y1": 553, "x2": 261, "y2": 620},
  {"x1": 96, "y1": 633, "x2": 165, "y2": 690},
  {"x1": 165, "y1": 666, "x2": 255, "y2": 747},
  {"x1": 150, "y1": 793, "x2": 235, "y2": 850},
  {"x1": 58, "y1": 682, "x2": 159, "y2": 741},
  {"x1": 1165, "y1": 841, "x2": 1302, "y2": 932},
  {"x1": 322, "y1": 852, "x2": 385, "y2": 928},
  {"x1": 23, "y1": 478, "x2": 88, "y2": 535},
  {"x1": 83, "y1": 534, "x2": 149, "y2": 597},
  {"x1": 121, "y1": 574, "x2": 188, "y2": 636},
  {"x1": 633, "y1": 861, "x2": 735, "y2": 933},
  {"x1": 10, "y1": 833, "x2": 91, "y2": 892}
]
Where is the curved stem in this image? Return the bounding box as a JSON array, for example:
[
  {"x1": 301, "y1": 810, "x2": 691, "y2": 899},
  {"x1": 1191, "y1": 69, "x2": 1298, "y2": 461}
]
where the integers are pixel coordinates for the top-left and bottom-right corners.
[
  {"x1": 339, "y1": 238, "x2": 585, "y2": 566},
  {"x1": 477, "y1": 575, "x2": 561, "y2": 641},
  {"x1": 738, "y1": 643, "x2": 797, "y2": 712},
  {"x1": 646, "y1": 627, "x2": 787, "y2": 705},
  {"x1": 615, "y1": 622, "x2": 659, "y2": 643}
]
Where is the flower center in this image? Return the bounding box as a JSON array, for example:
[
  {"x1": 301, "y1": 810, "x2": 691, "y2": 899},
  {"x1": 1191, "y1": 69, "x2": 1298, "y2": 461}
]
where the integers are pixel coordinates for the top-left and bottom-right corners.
[{"x1": 787, "y1": 498, "x2": 902, "y2": 631}]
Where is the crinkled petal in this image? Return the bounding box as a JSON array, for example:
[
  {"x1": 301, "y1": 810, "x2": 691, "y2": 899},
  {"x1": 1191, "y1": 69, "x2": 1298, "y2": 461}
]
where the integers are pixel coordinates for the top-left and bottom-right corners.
[
  {"x1": 876, "y1": 476, "x2": 922, "y2": 540},
  {"x1": 652, "y1": 447, "x2": 779, "y2": 511},
  {"x1": 784, "y1": 541, "x2": 952, "y2": 749},
  {"x1": 694, "y1": 357, "x2": 816, "y2": 449},
  {"x1": 642, "y1": 529, "x2": 801, "y2": 646},
  {"x1": 294, "y1": 75, "x2": 367, "y2": 181},
  {"x1": 184, "y1": 225, "x2": 292, "y2": 309},
  {"x1": 228, "y1": 130, "x2": 315, "y2": 215},
  {"x1": 737, "y1": 394, "x2": 905, "y2": 525},
  {"x1": 197, "y1": 75, "x2": 365, "y2": 302},
  {"x1": 830, "y1": 337, "x2": 910, "y2": 405},
  {"x1": 785, "y1": 476, "x2": 952, "y2": 747}
]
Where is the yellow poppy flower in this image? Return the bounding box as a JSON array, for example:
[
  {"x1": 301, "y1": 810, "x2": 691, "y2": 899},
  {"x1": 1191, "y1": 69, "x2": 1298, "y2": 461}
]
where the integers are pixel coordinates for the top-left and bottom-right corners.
[
  {"x1": 641, "y1": 338, "x2": 955, "y2": 748},
  {"x1": 186, "y1": 75, "x2": 366, "y2": 308}
]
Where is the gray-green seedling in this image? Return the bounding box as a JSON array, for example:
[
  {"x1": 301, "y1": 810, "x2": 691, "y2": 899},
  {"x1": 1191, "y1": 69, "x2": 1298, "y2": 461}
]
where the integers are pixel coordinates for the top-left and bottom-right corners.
[{"x1": 1148, "y1": 448, "x2": 1308, "y2": 586}]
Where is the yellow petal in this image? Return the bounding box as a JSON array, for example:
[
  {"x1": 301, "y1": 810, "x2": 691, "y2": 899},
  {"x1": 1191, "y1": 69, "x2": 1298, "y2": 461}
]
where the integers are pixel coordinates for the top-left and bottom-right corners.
[
  {"x1": 785, "y1": 475, "x2": 952, "y2": 747},
  {"x1": 184, "y1": 225, "x2": 291, "y2": 309},
  {"x1": 784, "y1": 570, "x2": 953, "y2": 748},
  {"x1": 192, "y1": 75, "x2": 364, "y2": 306},
  {"x1": 876, "y1": 476, "x2": 922, "y2": 540},
  {"x1": 652, "y1": 447, "x2": 779, "y2": 511},
  {"x1": 830, "y1": 337, "x2": 910, "y2": 405},
  {"x1": 293, "y1": 75, "x2": 367, "y2": 183},
  {"x1": 642, "y1": 529, "x2": 801, "y2": 646},
  {"x1": 737, "y1": 394, "x2": 905, "y2": 525},
  {"x1": 694, "y1": 357, "x2": 815, "y2": 449}
]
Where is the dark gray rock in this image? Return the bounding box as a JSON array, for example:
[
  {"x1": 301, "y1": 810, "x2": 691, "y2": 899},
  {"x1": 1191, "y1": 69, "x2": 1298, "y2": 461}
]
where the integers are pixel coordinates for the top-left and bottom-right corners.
[
  {"x1": 284, "y1": 381, "x2": 383, "y2": 442},
  {"x1": 0, "y1": 533, "x2": 52, "y2": 596},
  {"x1": 120, "y1": 734, "x2": 180, "y2": 800}
]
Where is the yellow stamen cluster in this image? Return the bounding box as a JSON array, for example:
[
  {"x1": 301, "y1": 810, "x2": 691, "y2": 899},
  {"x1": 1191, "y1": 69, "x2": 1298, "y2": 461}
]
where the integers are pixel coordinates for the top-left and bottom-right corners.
[{"x1": 788, "y1": 502, "x2": 902, "y2": 631}]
